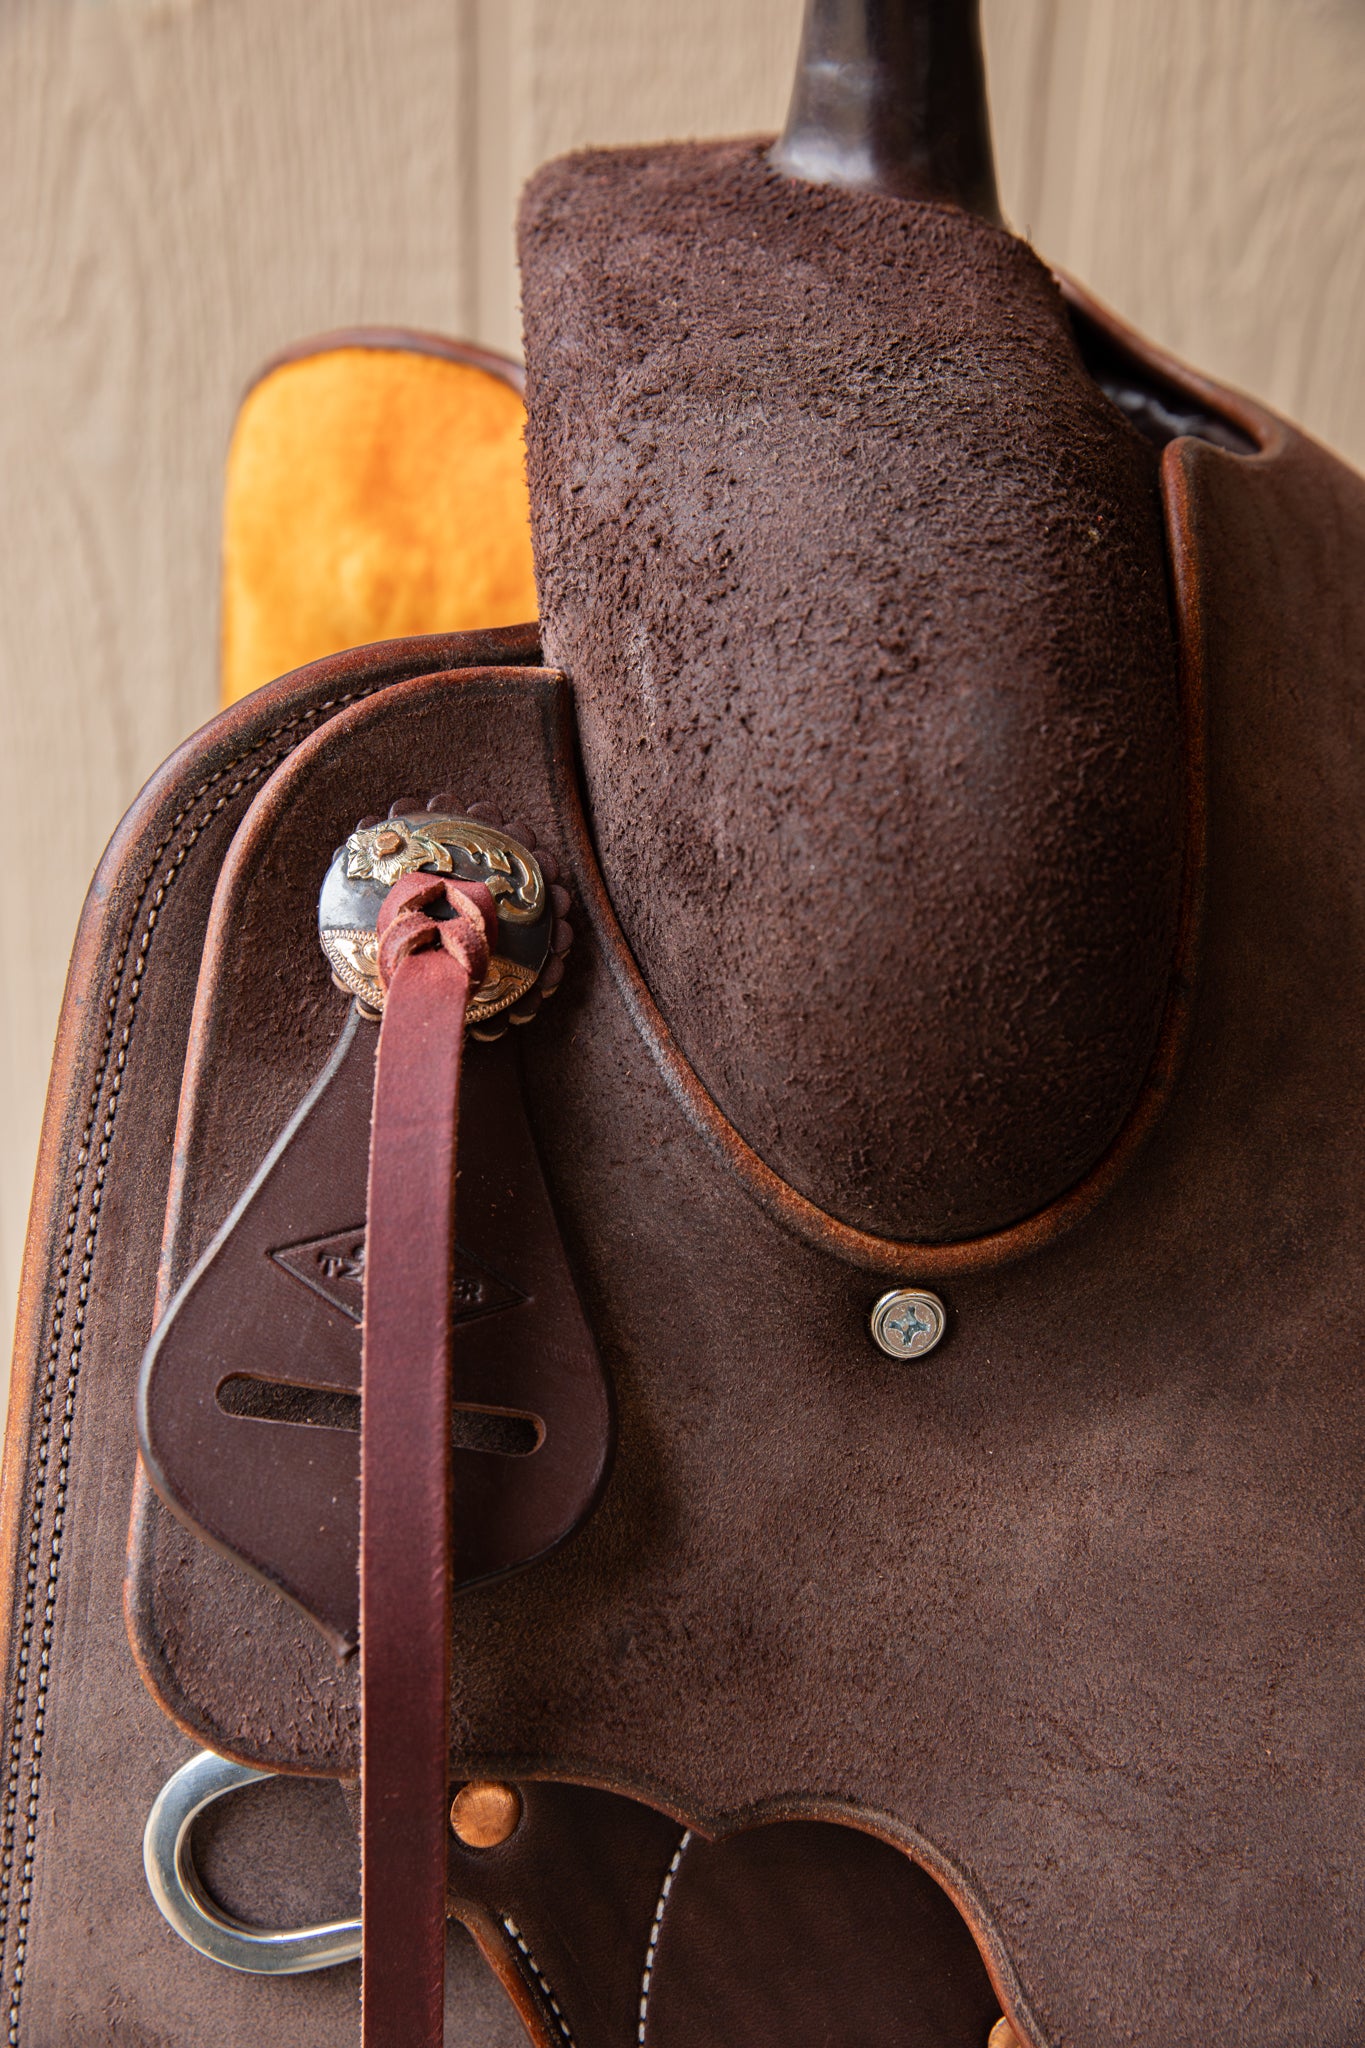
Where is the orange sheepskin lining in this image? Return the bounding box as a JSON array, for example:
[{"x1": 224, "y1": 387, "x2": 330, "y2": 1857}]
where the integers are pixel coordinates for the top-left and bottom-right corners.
[{"x1": 222, "y1": 346, "x2": 537, "y2": 706}]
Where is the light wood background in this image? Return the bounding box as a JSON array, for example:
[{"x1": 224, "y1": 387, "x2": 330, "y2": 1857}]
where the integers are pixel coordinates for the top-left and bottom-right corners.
[{"x1": 2, "y1": 0, "x2": 1363, "y2": 1392}]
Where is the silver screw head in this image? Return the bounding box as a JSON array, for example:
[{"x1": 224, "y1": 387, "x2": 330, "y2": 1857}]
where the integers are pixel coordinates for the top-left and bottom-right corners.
[{"x1": 870, "y1": 1288, "x2": 946, "y2": 1361}]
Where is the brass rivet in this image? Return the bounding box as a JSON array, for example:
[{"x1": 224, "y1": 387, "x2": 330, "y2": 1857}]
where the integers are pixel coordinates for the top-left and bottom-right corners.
[
  {"x1": 988, "y1": 2021, "x2": 1023, "y2": 2048},
  {"x1": 449, "y1": 1780, "x2": 521, "y2": 1849},
  {"x1": 869, "y1": 1287, "x2": 946, "y2": 1360},
  {"x1": 373, "y1": 826, "x2": 406, "y2": 858}
]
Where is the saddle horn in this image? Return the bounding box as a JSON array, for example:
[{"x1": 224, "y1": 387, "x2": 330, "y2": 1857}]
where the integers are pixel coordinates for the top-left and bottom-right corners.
[{"x1": 771, "y1": 0, "x2": 1001, "y2": 221}]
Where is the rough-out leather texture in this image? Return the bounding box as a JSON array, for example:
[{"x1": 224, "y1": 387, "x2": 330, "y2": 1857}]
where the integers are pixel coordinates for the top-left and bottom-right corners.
[
  {"x1": 58, "y1": 339, "x2": 1360, "y2": 2043},
  {"x1": 0, "y1": 629, "x2": 542, "y2": 2047},
  {"x1": 124, "y1": 669, "x2": 596, "y2": 1781},
  {"x1": 116, "y1": 658, "x2": 1020, "y2": 2048},
  {"x1": 519, "y1": 140, "x2": 1184, "y2": 1245},
  {"x1": 4, "y1": 312, "x2": 1365, "y2": 2048}
]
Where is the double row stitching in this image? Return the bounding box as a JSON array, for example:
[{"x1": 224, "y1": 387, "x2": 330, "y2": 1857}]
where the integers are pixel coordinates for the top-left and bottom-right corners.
[
  {"x1": 502, "y1": 1916, "x2": 575, "y2": 2047},
  {"x1": 637, "y1": 1830, "x2": 691, "y2": 2045},
  {"x1": 0, "y1": 684, "x2": 386, "y2": 2041}
]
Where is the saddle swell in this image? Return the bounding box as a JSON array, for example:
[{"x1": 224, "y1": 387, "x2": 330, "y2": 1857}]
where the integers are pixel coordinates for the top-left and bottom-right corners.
[
  {"x1": 521, "y1": 139, "x2": 1186, "y2": 1249},
  {"x1": 113, "y1": 310, "x2": 1365, "y2": 2043}
]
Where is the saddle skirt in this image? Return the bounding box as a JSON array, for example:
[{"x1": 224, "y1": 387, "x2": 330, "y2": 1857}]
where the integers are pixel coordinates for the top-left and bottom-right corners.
[{"x1": 4, "y1": 136, "x2": 1364, "y2": 2048}]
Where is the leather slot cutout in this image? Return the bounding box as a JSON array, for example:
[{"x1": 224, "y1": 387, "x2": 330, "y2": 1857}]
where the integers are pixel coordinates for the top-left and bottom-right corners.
[
  {"x1": 451, "y1": 1409, "x2": 542, "y2": 1456},
  {"x1": 215, "y1": 1375, "x2": 542, "y2": 1455}
]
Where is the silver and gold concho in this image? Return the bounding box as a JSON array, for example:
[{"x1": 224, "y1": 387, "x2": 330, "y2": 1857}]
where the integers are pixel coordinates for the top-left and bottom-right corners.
[{"x1": 317, "y1": 811, "x2": 553, "y2": 1028}]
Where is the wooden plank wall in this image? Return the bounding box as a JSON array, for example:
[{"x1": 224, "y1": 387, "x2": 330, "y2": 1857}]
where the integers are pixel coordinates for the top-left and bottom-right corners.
[{"x1": 1, "y1": 0, "x2": 1362, "y2": 1390}]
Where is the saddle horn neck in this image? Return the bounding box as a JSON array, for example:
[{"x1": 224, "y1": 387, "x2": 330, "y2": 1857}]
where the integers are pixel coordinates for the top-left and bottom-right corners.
[{"x1": 770, "y1": 0, "x2": 1002, "y2": 222}]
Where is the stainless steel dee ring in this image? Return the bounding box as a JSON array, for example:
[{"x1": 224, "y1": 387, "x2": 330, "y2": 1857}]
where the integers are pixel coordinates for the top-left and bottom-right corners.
[{"x1": 144, "y1": 1748, "x2": 361, "y2": 1975}]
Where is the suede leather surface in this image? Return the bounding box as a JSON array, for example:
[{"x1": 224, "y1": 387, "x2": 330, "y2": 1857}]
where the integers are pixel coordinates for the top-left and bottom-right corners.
[
  {"x1": 125, "y1": 672, "x2": 591, "y2": 1778},
  {"x1": 3, "y1": 271, "x2": 1363, "y2": 2048},
  {"x1": 519, "y1": 141, "x2": 1184, "y2": 1246},
  {"x1": 0, "y1": 629, "x2": 540, "y2": 2047},
  {"x1": 108, "y1": 383, "x2": 1365, "y2": 2046}
]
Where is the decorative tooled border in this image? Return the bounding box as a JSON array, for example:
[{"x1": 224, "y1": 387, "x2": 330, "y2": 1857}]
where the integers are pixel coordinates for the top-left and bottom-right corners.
[{"x1": 0, "y1": 679, "x2": 424, "y2": 2041}]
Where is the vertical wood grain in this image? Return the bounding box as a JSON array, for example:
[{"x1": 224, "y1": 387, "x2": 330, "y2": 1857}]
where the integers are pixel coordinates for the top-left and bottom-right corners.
[
  {"x1": 469, "y1": 0, "x2": 803, "y2": 355},
  {"x1": 0, "y1": 0, "x2": 472, "y2": 1365},
  {"x1": 1, "y1": 0, "x2": 1362, "y2": 1399},
  {"x1": 983, "y1": 0, "x2": 1365, "y2": 463}
]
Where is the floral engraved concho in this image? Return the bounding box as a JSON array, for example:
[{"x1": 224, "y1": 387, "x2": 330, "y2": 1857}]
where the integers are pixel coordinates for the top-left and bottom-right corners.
[
  {"x1": 317, "y1": 800, "x2": 568, "y2": 1033},
  {"x1": 343, "y1": 819, "x2": 455, "y2": 889},
  {"x1": 342, "y1": 817, "x2": 543, "y2": 923}
]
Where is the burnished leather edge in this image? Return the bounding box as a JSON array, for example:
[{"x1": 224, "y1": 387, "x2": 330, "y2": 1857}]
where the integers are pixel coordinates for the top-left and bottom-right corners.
[{"x1": 1058, "y1": 272, "x2": 1285, "y2": 462}]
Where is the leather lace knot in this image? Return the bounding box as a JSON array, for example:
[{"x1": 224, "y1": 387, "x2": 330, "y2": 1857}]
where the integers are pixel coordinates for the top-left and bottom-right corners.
[{"x1": 374, "y1": 873, "x2": 497, "y2": 994}]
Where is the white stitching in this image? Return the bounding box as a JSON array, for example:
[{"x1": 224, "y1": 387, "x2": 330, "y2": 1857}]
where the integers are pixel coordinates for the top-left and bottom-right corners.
[
  {"x1": 502, "y1": 1916, "x2": 575, "y2": 2046},
  {"x1": 637, "y1": 1830, "x2": 691, "y2": 2046}
]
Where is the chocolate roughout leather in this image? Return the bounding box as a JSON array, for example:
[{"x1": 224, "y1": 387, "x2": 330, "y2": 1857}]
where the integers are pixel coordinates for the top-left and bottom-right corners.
[
  {"x1": 519, "y1": 140, "x2": 1184, "y2": 1248},
  {"x1": 91, "y1": 329, "x2": 1365, "y2": 2044},
  {"x1": 3, "y1": 197, "x2": 1364, "y2": 2048},
  {"x1": 0, "y1": 628, "x2": 543, "y2": 2046},
  {"x1": 124, "y1": 667, "x2": 602, "y2": 1780}
]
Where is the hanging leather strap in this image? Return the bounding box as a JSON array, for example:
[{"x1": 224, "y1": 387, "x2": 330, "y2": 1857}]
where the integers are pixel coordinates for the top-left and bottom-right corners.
[{"x1": 361, "y1": 872, "x2": 497, "y2": 2048}]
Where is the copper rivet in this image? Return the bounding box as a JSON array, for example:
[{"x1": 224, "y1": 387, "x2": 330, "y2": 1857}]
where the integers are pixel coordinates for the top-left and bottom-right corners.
[
  {"x1": 449, "y1": 1780, "x2": 521, "y2": 1848},
  {"x1": 869, "y1": 1287, "x2": 946, "y2": 1360},
  {"x1": 372, "y1": 826, "x2": 406, "y2": 858},
  {"x1": 988, "y1": 2022, "x2": 1023, "y2": 2048}
]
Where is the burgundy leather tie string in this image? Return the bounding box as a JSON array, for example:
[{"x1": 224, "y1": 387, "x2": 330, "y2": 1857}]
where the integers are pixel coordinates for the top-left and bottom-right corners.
[{"x1": 361, "y1": 872, "x2": 497, "y2": 2048}]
